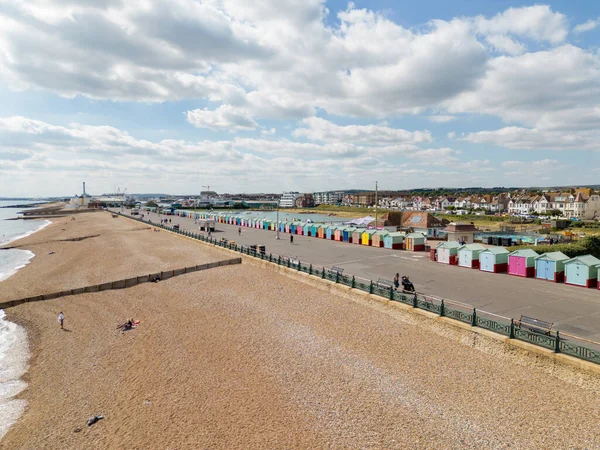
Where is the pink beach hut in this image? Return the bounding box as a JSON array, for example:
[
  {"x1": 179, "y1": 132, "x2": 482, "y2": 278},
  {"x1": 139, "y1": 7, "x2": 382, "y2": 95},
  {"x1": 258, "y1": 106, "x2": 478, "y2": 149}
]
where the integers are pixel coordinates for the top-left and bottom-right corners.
[{"x1": 508, "y1": 249, "x2": 538, "y2": 278}]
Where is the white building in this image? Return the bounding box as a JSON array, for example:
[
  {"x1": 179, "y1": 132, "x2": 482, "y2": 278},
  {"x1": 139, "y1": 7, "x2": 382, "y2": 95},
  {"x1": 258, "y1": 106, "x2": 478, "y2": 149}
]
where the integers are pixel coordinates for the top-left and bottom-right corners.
[
  {"x1": 279, "y1": 192, "x2": 302, "y2": 208},
  {"x1": 313, "y1": 191, "x2": 345, "y2": 205}
]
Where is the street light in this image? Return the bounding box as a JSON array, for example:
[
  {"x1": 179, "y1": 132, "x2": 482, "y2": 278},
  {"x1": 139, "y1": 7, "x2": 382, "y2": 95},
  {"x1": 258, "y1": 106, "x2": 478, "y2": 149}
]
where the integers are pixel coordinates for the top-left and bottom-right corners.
[{"x1": 276, "y1": 195, "x2": 280, "y2": 239}]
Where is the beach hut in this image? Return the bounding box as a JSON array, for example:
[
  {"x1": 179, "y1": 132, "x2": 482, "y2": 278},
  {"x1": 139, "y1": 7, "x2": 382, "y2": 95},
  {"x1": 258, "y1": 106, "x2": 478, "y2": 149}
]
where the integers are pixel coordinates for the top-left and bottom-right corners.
[
  {"x1": 310, "y1": 224, "x2": 319, "y2": 237},
  {"x1": 534, "y1": 251, "x2": 569, "y2": 282},
  {"x1": 325, "y1": 226, "x2": 334, "y2": 240},
  {"x1": 479, "y1": 247, "x2": 509, "y2": 273},
  {"x1": 383, "y1": 232, "x2": 404, "y2": 249},
  {"x1": 371, "y1": 230, "x2": 388, "y2": 248},
  {"x1": 285, "y1": 223, "x2": 291, "y2": 233},
  {"x1": 508, "y1": 249, "x2": 539, "y2": 277},
  {"x1": 290, "y1": 222, "x2": 297, "y2": 234},
  {"x1": 564, "y1": 255, "x2": 600, "y2": 288},
  {"x1": 317, "y1": 225, "x2": 326, "y2": 239},
  {"x1": 343, "y1": 228, "x2": 353, "y2": 243},
  {"x1": 457, "y1": 244, "x2": 485, "y2": 269},
  {"x1": 279, "y1": 222, "x2": 285, "y2": 233},
  {"x1": 361, "y1": 229, "x2": 377, "y2": 246},
  {"x1": 297, "y1": 222, "x2": 306, "y2": 235},
  {"x1": 405, "y1": 233, "x2": 425, "y2": 251},
  {"x1": 436, "y1": 241, "x2": 462, "y2": 265},
  {"x1": 352, "y1": 229, "x2": 362, "y2": 244},
  {"x1": 334, "y1": 227, "x2": 344, "y2": 241}
]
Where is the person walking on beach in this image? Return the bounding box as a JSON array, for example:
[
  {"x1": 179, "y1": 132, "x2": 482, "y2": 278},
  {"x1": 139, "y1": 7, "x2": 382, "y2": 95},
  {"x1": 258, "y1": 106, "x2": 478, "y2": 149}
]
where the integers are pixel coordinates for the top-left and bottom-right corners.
[{"x1": 58, "y1": 312, "x2": 64, "y2": 329}]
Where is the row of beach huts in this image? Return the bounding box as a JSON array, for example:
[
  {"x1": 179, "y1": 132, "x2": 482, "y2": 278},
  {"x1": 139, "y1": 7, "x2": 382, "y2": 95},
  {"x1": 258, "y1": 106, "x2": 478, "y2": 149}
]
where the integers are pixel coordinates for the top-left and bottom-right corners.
[
  {"x1": 433, "y1": 242, "x2": 600, "y2": 289},
  {"x1": 189, "y1": 212, "x2": 426, "y2": 250},
  {"x1": 183, "y1": 212, "x2": 600, "y2": 290}
]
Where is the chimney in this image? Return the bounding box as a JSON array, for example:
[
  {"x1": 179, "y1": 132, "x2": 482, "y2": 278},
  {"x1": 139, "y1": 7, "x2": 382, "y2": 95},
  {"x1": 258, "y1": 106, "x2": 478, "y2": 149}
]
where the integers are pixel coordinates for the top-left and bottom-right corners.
[{"x1": 83, "y1": 182, "x2": 86, "y2": 196}]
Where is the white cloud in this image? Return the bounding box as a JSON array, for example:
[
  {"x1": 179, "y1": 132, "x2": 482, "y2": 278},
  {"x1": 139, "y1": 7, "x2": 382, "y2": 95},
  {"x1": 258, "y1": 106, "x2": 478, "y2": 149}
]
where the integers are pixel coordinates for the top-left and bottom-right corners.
[
  {"x1": 484, "y1": 34, "x2": 525, "y2": 55},
  {"x1": 447, "y1": 131, "x2": 456, "y2": 139},
  {"x1": 260, "y1": 128, "x2": 276, "y2": 136},
  {"x1": 574, "y1": 19, "x2": 598, "y2": 33},
  {"x1": 427, "y1": 115, "x2": 456, "y2": 123},
  {"x1": 473, "y1": 5, "x2": 568, "y2": 44},
  {"x1": 186, "y1": 105, "x2": 258, "y2": 132},
  {"x1": 292, "y1": 117, "x2": 432, "y2": 144}
]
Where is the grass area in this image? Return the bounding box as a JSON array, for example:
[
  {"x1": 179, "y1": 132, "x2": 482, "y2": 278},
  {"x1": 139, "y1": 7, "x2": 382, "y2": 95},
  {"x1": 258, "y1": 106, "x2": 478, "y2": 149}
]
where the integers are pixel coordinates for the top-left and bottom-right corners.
[
  {"x1": 512, "y1": 236, "x2": 600, "y2": 258},
  {"x1": 280, "y1": 205, "x2": 388, "y2": 218}
]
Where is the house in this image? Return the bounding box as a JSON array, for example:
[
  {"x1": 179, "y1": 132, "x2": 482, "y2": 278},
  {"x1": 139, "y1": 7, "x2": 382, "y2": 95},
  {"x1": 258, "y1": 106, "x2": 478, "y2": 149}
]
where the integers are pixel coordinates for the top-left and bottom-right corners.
[
  {"x1": 401, "y1": 212, "x2": 447, "y2": 237},
  {"x1": 443, "y1": 223, "x2": 476, "y2": 244}
]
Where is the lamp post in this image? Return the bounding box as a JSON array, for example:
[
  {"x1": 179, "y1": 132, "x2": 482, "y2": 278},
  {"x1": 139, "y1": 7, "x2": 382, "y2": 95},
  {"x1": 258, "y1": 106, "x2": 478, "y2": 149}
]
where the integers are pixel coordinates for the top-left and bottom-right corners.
[
  {"x1": 375, "y1": 180, "x2": 378, "y2": 229},
  {"x1": 276, "y1": 195, "x2": 280, "y2": 239}
]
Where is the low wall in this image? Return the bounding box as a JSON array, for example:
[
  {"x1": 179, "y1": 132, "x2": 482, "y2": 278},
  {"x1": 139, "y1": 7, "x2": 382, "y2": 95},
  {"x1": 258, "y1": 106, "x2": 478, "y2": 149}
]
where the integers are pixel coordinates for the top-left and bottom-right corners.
[{"x1": 0, "y1": 257, "x2": 241, "y2": 309}]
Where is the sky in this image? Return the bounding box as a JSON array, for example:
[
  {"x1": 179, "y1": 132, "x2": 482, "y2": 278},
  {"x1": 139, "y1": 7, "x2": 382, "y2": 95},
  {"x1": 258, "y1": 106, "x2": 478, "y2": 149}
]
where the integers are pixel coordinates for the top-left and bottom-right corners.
[{"x1": 0, "y1": 0, "x2": 599, "y2": 197}]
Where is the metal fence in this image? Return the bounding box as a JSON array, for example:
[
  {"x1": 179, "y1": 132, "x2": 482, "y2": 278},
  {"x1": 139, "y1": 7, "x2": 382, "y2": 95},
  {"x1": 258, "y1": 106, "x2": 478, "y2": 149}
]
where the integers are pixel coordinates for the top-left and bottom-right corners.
[{"x1": 120, "y1": 212, "x2": 600, "y2": 366}]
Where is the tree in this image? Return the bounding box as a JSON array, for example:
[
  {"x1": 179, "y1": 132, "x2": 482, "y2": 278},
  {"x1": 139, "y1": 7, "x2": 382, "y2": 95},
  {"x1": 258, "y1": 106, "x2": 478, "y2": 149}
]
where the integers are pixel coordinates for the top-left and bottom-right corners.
[{"x1": 147, "y1": 201, "x2": 158, "y2": 208}]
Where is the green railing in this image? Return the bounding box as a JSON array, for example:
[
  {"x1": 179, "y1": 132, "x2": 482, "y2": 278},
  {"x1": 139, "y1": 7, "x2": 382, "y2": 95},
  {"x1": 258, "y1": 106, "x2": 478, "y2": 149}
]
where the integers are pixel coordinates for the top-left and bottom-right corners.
[{"x1": 116, "y1": 211, "x2": 600, "y2": 367}]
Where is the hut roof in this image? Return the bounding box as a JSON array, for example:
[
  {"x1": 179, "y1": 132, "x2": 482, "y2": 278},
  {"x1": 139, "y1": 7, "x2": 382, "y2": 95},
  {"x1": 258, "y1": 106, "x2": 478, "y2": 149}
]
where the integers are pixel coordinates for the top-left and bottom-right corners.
[
  {"x1": 386, "y1": 232, "x2": 405, "y2": 237},
  {"x1": 509, "y1": 249, "x2": 539, "y2": 258},
  {"x1": 565, "y1": 255, "x2": 600, "y2": 266},
  {"x1": 362, "y1": 229, "x2": 377, "y2": 236},
  {"x1": 443, "y1": 223, "x2": 477, "y2": 232},
  {"x1": 401, "y1": 212, "x2": 445, "y2": 229},
  {"x1": 459, "y1": 243, "x2": 486, "y2": 251},
  {"x1": 481, "y1": 246, "x2": 509, "y2": 255},
  {"x1": 436, "y1": 241, "x2": 462, "y2": 249},
  {"x1": 375, "y1": 230, "x2": 389, "y2": 236},
  {"x1": 534, "y1": 251, "x2": 569, "y2": 261},
  {"x1": 406, "y1": 232, "x2": 426, "y2": 239}
]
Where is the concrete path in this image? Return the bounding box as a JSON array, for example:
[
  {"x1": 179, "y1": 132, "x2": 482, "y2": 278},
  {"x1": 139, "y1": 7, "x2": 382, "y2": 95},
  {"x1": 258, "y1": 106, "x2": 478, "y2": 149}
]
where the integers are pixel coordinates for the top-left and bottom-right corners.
[{"x1": 118, "y1": 209, "x2": 600, "y2": 342}]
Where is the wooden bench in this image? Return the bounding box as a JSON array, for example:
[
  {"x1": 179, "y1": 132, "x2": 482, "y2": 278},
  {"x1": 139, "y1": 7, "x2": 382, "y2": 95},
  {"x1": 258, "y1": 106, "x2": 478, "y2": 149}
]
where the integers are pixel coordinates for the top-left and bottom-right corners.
[
  {"x1": 331, "y1": 266, "x2": 344, "y2": 275},
  {"x1": 516, "y1": 315, "x2": 553, "y2": 336}
]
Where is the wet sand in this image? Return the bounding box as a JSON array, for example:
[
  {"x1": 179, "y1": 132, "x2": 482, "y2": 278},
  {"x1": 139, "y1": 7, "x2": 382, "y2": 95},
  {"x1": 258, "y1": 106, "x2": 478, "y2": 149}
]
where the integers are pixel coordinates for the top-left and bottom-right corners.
[{"x1": 2, "y1": 213, "x2": 600, "y2": 449}]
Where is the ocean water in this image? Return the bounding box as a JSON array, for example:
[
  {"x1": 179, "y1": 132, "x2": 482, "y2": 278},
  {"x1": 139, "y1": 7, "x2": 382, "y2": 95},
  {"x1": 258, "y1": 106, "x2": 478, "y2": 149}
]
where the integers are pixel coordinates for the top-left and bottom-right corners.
[
  {"x1": 0, "y1": 311, "x2": 29, "y2": 440},
  {"x1": 0, "y1": 200, "x2": 50, "y2": 281},
  {"x1": 0, "y1": 200, "x2": 46, "y2": 440}
]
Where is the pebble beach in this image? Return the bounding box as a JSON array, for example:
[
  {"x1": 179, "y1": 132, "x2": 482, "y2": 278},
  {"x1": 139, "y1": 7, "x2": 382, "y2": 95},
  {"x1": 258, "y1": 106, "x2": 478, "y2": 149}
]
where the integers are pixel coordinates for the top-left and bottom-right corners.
[{"x1": 2, "y1": 211, "x2": 600, "y2": 449}]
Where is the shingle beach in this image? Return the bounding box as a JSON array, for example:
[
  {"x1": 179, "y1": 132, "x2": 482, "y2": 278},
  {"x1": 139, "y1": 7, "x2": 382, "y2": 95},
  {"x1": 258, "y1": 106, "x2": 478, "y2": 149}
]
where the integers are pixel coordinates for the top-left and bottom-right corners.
[{"x1": 2, "y1": 212, "x2": 600, "y2": 449}]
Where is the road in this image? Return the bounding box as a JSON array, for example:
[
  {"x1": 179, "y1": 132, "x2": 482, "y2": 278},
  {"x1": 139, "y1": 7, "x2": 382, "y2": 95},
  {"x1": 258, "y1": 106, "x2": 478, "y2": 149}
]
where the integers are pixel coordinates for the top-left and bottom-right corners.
[{"x1": 116, "y1": 209, "x2": 600, "y2": 342}]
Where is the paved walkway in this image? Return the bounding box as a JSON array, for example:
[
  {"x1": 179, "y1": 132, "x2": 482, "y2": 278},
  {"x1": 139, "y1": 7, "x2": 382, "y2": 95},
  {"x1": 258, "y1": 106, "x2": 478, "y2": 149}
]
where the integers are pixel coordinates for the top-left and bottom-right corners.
[{"x1": 116, "y1": 209, "x2": 600, "y2": 341}]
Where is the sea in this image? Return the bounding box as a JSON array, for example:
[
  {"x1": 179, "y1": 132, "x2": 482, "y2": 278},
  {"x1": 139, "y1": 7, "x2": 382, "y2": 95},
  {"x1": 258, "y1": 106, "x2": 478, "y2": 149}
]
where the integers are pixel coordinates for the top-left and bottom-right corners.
[{"x1": 0, "y1": 200, "x2": 48, "y2": 440}]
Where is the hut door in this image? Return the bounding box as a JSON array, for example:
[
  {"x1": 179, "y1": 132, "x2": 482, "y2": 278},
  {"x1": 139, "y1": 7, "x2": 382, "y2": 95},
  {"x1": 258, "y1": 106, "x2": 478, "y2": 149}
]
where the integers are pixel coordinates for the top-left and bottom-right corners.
[{"x1": 480, "y1": 253, "x2": 493, "y2": 272}]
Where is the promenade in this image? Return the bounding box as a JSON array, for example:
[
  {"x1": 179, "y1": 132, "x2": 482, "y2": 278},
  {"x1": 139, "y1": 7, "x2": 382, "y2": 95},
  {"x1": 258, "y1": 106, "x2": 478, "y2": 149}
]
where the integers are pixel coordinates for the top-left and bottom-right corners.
[{"x1": 122, "y1": 209, "x2": 600, "y2": 342}]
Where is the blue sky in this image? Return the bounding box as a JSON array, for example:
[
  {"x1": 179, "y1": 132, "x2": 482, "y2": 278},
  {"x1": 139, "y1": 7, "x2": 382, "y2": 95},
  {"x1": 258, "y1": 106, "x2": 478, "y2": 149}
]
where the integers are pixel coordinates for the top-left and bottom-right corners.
[{"x1": 0, "y1": 0, "x2": 599, "y2": 197}]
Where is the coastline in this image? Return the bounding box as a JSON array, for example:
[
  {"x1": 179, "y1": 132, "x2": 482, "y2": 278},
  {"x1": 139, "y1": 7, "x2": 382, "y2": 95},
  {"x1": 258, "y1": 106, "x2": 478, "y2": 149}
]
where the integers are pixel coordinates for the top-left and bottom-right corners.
[{"x1": 3, "y1": 212, "x2": 600, "y2": 448}]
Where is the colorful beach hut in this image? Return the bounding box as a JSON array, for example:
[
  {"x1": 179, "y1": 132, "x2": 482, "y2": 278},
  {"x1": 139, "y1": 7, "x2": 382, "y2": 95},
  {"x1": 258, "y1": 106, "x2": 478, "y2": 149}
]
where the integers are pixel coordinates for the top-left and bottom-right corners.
[
  {"x1": 479, "y1": 247, "x2": 509, "y2": 273},
  {"x1": 457, "y1": 244, "x2": 485, "y2": 269},
  {"x1": 297, "y1": 222, "x2": 306, "y2": 235},
  {"x1": 534, "y1": 251, "x2": 569, "y2": 282},
  {"x1": 371, "y1": 230, "x2": 388, "y2": 248},
  {"x1": 383, "y1": 232, "x2": 404, "y2": 249},
  {"x1": 352, "y1": 229, "x2": 362, "y2": 244},
  {"x1": 508, "y1": 249, "x2": 539, "y2": 277},
  {"x1": 361, "y1": 229, "x2": 377, "y2": 246},
  {"x1": 317, "y1": 225, "x2": 326, "y2": 239},
  {"x1": 436, "y1": 241, "x2": 461, "y2": 265},
  {"x1": 564, "y1": 255, "x2": 600, "y2": 288},
  {"x1": 405, "y1": 233, "x2": 425, "y2": 251},
  {"x1": 334, "y1": 227, "x2": 344, "y2": 241},
  {"x1": 325, "y1": 226, "x2": 334, "y2": 240},
  {"x1": 309, "y1": 224, "x2": 318, "y2": 237},
  {"x1": 343, "y1": 228, "x2": 353, "y2": 243}
]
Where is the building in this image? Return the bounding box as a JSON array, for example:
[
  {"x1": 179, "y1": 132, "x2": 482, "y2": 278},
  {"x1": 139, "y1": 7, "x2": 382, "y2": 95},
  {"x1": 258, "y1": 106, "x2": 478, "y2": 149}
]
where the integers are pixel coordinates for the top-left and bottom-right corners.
[
  {"x1": 443, "y1": 223, "x2": 476, "y2": 244},
  {"x1": 279, "y1": 192, "x2": 302, "y2": 208},
  {"x1": 295, "y1": 194, "x2": 315, "y2": 208},
  {"x1": 401, "y1": 212, "x2": 447, "y2": 237},
  {"x1": 313, "y1": 191, "x2": 345, "y2": 205}
]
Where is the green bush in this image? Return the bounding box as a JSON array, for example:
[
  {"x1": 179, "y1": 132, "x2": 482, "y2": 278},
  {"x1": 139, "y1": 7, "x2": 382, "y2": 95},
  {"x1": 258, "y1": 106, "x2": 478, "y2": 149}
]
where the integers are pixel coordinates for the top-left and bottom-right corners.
[{"x1": 511, "y1": 236, "x2": 600, "y2": 258}]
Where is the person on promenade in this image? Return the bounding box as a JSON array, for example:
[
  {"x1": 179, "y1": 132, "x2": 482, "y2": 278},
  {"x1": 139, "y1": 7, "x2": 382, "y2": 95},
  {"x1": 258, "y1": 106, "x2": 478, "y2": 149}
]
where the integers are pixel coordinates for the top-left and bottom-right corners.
[
  {"x1": 238, "y1": 227, "x2": 241, "y2": 236},
  {"x1": 393, "y1": 273, "x2": 400, "y2": 291},
  {"x1": 58, "y1": 312, "x2": 64, "y2": 329},
  {"x1": 290, "y1": 234, "x2": 294, "y2": 244}
]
